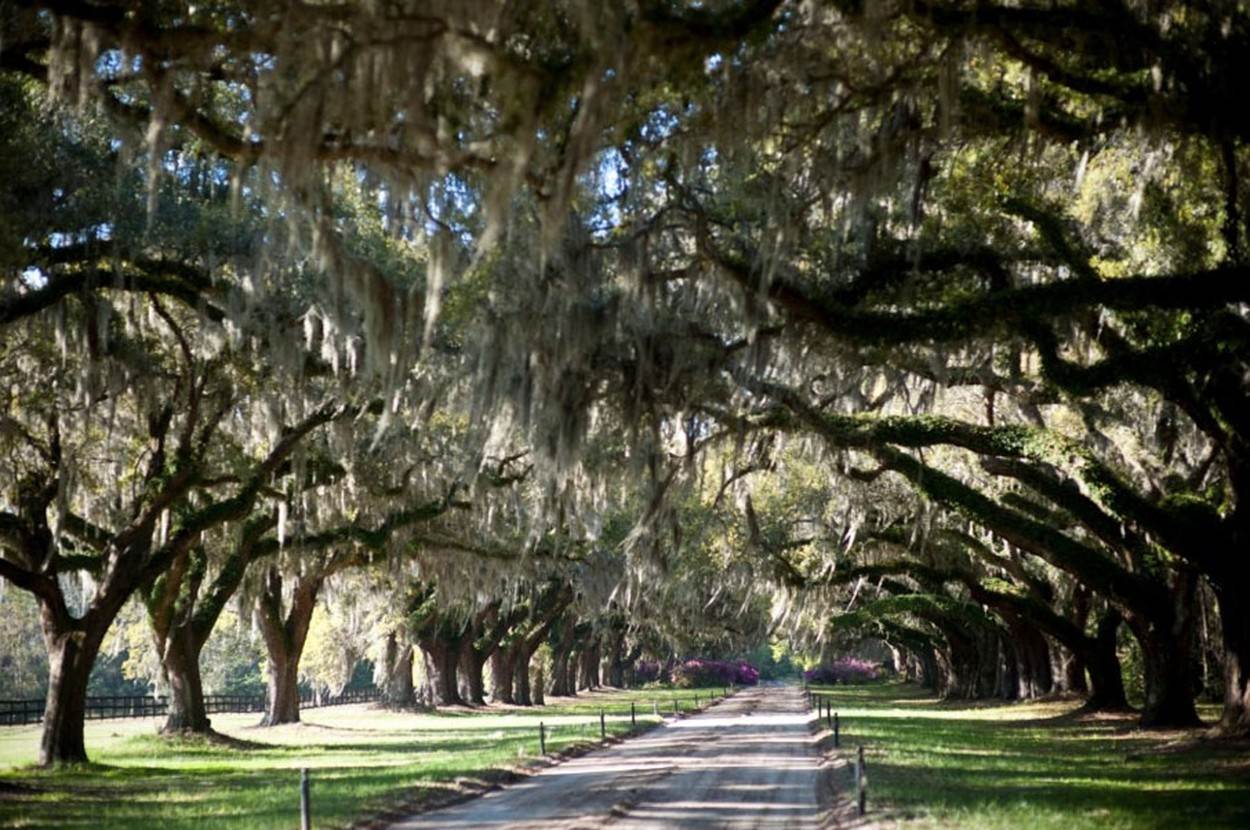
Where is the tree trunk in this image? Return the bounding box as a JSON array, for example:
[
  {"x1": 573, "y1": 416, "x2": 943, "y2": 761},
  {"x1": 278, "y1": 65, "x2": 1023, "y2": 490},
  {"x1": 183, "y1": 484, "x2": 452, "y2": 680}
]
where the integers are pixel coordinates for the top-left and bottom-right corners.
[
  {"x1": 490, "y1": 648, "x2": 516, "y2": 704},
  {"x1": 263, "y1": 645, "x2": 303, "y2": 726},
  {"x1": 381, "y1": 632, "x2": 416, "y2": 708},
  {"x1": 604, "y1": 632, "x2": 626, "y2": 688},
  {"x1": 549, "y1": 646, "x2": 575, "y2": 697},
  {"x1": 531, "y1": 658, "x2": 546, "y2": 706},
  {"x1": 941, "y1": 628, "x2": 980, "y2": 698},
  {"x1": 256, "y1": 569, "x2": 322, "y2": 727},
  {"x1": 577, "y1": 642, "x2": 601, "y2": 690},
  {"x1": 1083, "y1": 609, "x2": 1128, "y2": 711},
  {"x1": 1060, "y1": 645, "x2": 1088, "y2": 695},
  {"x1": 513, "y1": 647, "x2": 532, "y2": 706},
  {"x1": 548, "y1": 616, "x2": 579, "y2": 697},
  {"x1": 997, "y1": 636, "x2": 1020, "y2": 700},
  {"x1": 38, "y1": 624, "x2": 103, "y2": 766},
  {"x1": 976, "y1": 629, "x2": 1003, "y2": 698},
  {"x1": 610, "y1": 640, "x2": 640, "y2": 685},
  {"x1": 931, "y1": 645, "x2": 954, "y2": 694},
  {"x1": 161, "y1": 626, "x2": 210, "y2": 733},
  {"x1": 419, "y1": 640, "x2": 463, "y2": 706},
  {"x1": 1012, "y1": 625, "x2": 1053, "y2": 699},
  {"x1": 1061, "y1": 585, "x2": 1092, "y2": 695},
  {"x1": 1129, "y1": 602, "x2": 1202, "y2": 728},
  {"x1": 1214, "y1": 581, "x2": 1250, "y2": 734},
  {"x1": 459, "y1": 639, "x2": 488, "y2": 706}
]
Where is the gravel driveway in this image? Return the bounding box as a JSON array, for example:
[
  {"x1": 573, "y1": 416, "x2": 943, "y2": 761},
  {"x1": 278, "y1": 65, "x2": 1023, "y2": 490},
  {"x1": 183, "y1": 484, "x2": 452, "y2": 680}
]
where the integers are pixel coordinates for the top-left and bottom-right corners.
[{"x1": 390, "y1": 684, "x2": 827, "y2": 829}]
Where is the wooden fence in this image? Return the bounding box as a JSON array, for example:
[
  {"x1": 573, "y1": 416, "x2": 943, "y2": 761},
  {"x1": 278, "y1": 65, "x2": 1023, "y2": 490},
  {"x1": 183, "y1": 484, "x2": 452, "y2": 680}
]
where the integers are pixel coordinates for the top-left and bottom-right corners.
[{"x1": 0, "y1": 687, "x2": 381, "y2": 727}]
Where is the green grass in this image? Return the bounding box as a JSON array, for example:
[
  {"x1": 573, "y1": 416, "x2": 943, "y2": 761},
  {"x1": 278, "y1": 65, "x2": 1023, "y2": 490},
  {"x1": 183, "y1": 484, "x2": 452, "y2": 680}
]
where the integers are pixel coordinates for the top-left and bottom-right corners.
[
  {"x1": 0, "y1": 687, "x2": 722, "y2": 829},
  {"x1": 811, "y1": 683, "x2": 1250, "y2": 829}
]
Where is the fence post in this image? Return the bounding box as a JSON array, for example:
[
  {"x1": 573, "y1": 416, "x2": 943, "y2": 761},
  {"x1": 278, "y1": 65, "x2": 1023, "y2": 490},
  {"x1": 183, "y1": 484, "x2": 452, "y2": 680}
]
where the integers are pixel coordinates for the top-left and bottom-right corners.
[
  {"x1": 600, "y1": 709, "x2": 606, "y2": 739},
  {"x1": 539, "y1": 721, "x2": 547, "y2": 755},
  {"x1": 694, "y1": 694, "x2": 699, "y2": 708},
  {"x1": 631, "y1": 701, "x2": 636, "y2": 726},
  {"x1": 673, "y1": 698, "x2": 679, "y2": 716},
  {"x1": 834, "y1": 712, "x2": 840, "y2": 748},
  {"x1": 300, "y1": 768, "x2": 311, "y2": 830},
  {"x1": 856, "y1": 745, "x2": 867, "y2": 816},
  {"x1": 653, "y1": 700, "x2": 659, "y2": 717},
  {"x1": 825, "y1": 701, "x2": 832, "y2": 729}
]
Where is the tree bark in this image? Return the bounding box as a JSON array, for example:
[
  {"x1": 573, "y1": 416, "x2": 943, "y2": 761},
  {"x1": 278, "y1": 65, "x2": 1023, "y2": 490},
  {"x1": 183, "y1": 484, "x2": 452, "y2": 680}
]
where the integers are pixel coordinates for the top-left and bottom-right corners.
[
  {"x1": 610, "y1": 643, "x2": 643, "y2": 689},
  {"x1": 1214, "y1": 580, "x2": 1250, "y2": 733},
  {"x1": 149, "y1": 546, "x2": 213, "y2": 735},
  {"x1": 997, "y1": 636, "x2": 1020, "y2": 700},
  {"x1": 1083, "y1": 609, "x2": 1128, "y2": 711},
  {"x1": 1127, "y1": 573, "x2": 1202, "y2": 728},
  {"x1": 577, "y1": 642, "x2": 602, "y2": 690},
  {"x1": 490, "y1": 647, "x2": 516, "y2": 704},
  {"x1": 419, "y1": 639, "x2": 463, "y2": 706},
  {"x1": 381, "y1": 632, "x2": 416, "y2": 708},
  {"x1": 1062, "y1": 586, "x2": 1092, "y2": 695},
  {"x1": 38, "y1": 622, "x2": 104, "y2": 766},
  {"x1": 263, "y1": 645, "x2": 303, "y2": 725},
  {"x1": 547, "y1": 617, "x2": 579, "y2": 697},
  {"x1": 256, "y1": 568, "x2": 323, "y2": 726},
  {"x1": 459, "y1": 640, "x2": 488, "y2": 706},
  {"x1": 512, "y1": 646, "x2": 532, "y2": 706},
  {"x1": 161, "y1": 626, "x2": 210, "y2": 733},
  {"x1": 1010, "y1": 623, "x2": 1053, "y2": 699},
  {"x1": 458, "y1": 603, "x2": 507, "y2": 706},
  {"x1": 531, "y1": 657, "x2": 546, "y2": 706}
]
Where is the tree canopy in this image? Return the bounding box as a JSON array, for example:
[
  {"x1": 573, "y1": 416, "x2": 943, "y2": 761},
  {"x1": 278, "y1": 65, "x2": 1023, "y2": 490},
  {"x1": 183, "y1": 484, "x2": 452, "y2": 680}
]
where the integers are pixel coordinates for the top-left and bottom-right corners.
[{"x1": 2, "y1": 0, "x2": 1249, "y2": 766}]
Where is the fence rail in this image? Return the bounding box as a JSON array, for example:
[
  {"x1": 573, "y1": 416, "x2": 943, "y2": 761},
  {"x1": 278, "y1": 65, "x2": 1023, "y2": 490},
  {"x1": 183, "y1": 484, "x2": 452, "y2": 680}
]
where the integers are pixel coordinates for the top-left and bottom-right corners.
[{"x1": 0, "y1": 687, "x2": 381, "y2": 727}]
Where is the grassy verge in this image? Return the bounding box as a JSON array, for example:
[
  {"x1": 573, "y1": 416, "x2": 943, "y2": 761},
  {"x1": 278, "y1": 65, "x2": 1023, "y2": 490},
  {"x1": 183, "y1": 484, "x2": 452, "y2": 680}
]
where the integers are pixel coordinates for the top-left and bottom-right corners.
[
  {"x1": 809, "y1": 683, "x2": 1250, "y2": 829},
  {"x1": 0, "y1": 686, "x2": 725, "y2": 829}
]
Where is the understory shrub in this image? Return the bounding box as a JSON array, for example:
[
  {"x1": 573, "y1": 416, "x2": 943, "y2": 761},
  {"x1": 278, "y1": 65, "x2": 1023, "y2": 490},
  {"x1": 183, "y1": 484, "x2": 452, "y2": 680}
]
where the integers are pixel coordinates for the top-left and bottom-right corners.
[
  {"x1": 672, "y1": 659, "x2": 760, "y2": 688},
  {"x1": 804, "y1": 657, "x2": 881, "y2": 685},
  {"x1": 634, "y1": 660, "x2": 663, "y2": 685}
]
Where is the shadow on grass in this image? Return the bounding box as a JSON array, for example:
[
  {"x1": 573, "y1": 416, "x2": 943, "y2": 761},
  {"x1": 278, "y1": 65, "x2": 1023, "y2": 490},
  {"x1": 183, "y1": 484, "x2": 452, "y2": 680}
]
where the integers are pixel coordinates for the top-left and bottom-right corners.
[{"x1": 816, "y1": 682, "x2": 1250, "y2": 828}]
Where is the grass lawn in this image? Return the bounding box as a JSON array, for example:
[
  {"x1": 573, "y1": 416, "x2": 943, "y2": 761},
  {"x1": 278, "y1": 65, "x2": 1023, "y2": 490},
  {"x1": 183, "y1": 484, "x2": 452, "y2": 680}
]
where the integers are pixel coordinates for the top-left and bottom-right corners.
[
  {"x1": 0, "y1": 686, "x2": 723, "y2": 829},
  {"x1": 811, "y1": 683, "x2": 1250, "y2": 829}
]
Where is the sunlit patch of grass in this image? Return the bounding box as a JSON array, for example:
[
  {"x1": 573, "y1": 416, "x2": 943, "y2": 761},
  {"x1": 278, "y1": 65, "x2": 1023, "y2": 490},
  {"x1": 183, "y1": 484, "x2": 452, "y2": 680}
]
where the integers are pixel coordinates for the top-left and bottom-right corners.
[
  {"x1": 0, "y1": 686, "x2": 721, "y2": 829},
  {"x1": 812, "y1": 683, "x2": 1250, "y2": 829}
]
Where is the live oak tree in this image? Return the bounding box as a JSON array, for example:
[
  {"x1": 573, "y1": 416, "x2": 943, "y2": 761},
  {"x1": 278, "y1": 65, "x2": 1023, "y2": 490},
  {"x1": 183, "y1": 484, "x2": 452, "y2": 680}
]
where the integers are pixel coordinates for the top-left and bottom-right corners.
[{"x1": 5, "y1": 0, "x2": 1250, "y2": 759}]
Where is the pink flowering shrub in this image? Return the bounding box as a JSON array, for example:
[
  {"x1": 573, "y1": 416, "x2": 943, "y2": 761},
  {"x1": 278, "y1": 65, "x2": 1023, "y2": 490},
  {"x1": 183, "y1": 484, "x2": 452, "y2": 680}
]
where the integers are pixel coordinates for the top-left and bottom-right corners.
[
  {"x1": 672, "y1": 659, "x2": 760, "y2": 688},
  {"x1": 804, "y1": 657, "x2": 881, "y2": 685}
]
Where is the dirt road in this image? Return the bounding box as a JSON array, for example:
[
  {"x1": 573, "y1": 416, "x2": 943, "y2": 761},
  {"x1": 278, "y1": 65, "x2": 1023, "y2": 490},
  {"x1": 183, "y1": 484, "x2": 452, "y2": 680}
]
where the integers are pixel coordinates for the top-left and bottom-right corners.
[{"x1": 390, "y1": 684, "x2": 827, "y2": 829}]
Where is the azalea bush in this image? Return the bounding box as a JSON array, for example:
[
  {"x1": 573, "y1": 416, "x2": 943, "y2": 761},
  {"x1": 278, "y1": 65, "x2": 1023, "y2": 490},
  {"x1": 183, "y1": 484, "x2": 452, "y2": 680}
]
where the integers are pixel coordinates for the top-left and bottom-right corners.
[
  {"x1": 672, "y1": 659, "x2": 760, "y2": 688},
  {"x1": 804, "y1": 657, "x2": 881, "y2": 685}
]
